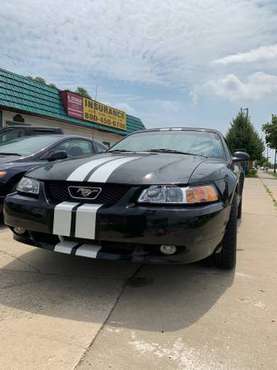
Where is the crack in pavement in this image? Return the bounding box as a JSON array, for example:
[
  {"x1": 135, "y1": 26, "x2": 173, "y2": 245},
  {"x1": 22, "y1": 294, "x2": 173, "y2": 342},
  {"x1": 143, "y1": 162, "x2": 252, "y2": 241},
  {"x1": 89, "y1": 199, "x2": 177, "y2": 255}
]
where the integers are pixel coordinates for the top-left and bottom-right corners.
[{"x1": 74, "y1": 264, "x2": 143, "y2": 369}]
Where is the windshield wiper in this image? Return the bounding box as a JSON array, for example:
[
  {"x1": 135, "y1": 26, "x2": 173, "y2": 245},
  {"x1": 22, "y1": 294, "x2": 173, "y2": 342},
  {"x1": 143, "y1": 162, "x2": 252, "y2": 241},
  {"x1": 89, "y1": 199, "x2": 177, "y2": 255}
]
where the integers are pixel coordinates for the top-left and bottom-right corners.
[
  {"x1": 0, "y1": 152, "x2": 21, "y2": 156},
  {"x1": 145, "y1": 149, "x2": 208, "y2": 158}
]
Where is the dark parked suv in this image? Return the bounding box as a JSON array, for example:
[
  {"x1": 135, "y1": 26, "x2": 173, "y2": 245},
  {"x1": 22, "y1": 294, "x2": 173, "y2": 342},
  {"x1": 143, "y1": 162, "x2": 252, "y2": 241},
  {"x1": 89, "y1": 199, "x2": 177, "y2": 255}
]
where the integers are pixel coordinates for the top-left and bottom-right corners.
[{"x1": 0, "y1": 126, "x2": 63, "y2": 144}]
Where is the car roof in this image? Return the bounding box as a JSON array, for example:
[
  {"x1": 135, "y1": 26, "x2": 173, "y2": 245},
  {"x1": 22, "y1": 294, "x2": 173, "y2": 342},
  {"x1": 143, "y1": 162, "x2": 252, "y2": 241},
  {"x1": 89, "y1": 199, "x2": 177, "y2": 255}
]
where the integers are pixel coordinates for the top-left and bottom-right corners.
[
  {"x1": 1, "y1": 126, "x2": 62, "y2": 131},
  {"x1": 132, "y1": 127, "x2": 223, "y2": 136},
  {"x1": 17, "y1": 134, "x2": 94, "y2": 140},
  {"x1": 4, "y1": 134, "x2": 96, "y2": 143}
]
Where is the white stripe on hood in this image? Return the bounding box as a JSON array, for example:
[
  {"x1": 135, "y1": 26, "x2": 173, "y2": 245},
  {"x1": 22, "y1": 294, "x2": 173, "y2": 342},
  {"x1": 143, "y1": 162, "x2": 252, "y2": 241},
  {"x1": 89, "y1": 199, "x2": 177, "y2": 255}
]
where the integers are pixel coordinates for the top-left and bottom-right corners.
[
  {"x1": 87, "y1": 157, "x2": 139, "y2": 183},
  {"x1": 67, "y1": 156, "x2": 118, "y2": 182}
]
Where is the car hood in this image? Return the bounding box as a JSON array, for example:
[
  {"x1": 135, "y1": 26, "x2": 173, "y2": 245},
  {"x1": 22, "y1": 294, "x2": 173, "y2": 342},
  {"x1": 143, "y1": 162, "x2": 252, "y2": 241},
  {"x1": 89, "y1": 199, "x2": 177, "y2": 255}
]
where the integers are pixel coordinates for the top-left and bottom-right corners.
[
  {"x1": 0, "y1": 155, "x2": 23, "y2": 164},
  {"x1": 26, "y1": 152, "x2": 225, "y2": 185}
]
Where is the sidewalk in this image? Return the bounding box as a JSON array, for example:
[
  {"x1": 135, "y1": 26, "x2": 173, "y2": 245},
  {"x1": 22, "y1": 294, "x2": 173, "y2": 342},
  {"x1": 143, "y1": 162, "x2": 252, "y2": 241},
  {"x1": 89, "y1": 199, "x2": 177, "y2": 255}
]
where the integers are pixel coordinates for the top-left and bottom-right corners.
[
  {"x1": 77, "y1": 177, "x2": 277, "y2": 370},
  {"x1": 258, "y1": 170, "x2": 277, "y2": 205},
  {"x1": 0, "y1": 178, "x2": 276, "y2": 369}
]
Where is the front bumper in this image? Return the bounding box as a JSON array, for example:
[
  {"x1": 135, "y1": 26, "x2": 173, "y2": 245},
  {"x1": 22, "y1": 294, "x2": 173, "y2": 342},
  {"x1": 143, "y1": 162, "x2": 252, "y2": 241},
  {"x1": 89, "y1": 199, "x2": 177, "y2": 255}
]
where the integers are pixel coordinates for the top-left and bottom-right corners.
[{"x1": 4, "y1": 193, "x2": 230, "y2": 264}]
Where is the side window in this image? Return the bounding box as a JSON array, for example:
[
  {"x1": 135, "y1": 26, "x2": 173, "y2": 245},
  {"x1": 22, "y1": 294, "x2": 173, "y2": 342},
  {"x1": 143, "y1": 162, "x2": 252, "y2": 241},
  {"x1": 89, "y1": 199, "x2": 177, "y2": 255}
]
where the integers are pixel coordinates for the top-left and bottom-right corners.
[
  {"x1": 103, "y1": 141, "x2": 111, "y2": 148},
  {"x1": 54, "y1": 139, "x2": 95, "y2": 158},
  {"x1": 95, "y1": 142, "x2": 108, "y2": 153}
]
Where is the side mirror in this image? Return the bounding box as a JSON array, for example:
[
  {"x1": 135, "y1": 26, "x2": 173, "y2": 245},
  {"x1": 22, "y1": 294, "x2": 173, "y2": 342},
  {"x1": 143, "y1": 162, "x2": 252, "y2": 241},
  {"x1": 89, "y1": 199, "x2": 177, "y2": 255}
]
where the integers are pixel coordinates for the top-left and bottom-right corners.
[
  {"x1": 46, "y1": 150, "x2": 68, "y2": 162},
  {"x1": 232, "y1": 151, "x2": 250, "y2": 162}
]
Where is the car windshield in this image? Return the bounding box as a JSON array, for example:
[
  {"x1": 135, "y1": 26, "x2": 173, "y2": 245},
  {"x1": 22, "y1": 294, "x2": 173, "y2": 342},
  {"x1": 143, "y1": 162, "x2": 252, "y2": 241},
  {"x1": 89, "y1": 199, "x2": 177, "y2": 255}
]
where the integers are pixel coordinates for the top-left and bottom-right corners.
[
  {"x1": 110, "y1": 130, "x2": 225, "y2": 159},
  {"x1": 0, "y1": 135, "x2": 60, "y2": 156},
  {"x1": 0, "y1": 128, "x2": 23, "y2": 144}
]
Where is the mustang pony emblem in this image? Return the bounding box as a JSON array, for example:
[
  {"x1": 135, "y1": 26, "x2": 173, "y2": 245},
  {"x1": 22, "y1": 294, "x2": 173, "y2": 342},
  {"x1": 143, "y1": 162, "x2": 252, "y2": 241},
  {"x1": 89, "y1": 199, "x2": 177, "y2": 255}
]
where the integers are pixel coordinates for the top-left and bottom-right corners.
[{"x1": 68, "y1": 186, "x2": 102, "y2": 200}]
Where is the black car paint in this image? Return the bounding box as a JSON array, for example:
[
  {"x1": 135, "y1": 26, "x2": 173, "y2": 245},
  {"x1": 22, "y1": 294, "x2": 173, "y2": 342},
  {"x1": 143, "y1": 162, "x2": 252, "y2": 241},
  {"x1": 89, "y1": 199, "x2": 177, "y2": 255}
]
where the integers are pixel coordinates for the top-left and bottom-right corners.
[
  {"x1": 0, "y1": 135, "x2": 106, "y2": 213},
  {"x1": 7, "y1": 194, "x2": 228, "y2": 264},
  {"x1": 29, "y1": 152, "x2": 207, "y2": 184},
  {"x1": 4, "y1": 128, "x2": 244, "y2": 263}
]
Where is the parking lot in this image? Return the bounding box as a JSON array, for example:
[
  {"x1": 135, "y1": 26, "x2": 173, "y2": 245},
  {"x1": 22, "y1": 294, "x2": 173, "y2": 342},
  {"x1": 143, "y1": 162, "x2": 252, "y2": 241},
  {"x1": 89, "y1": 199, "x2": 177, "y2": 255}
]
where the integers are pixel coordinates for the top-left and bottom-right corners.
[{"x1": 0, "y1": 177, "x2": 276, "y2": 369}]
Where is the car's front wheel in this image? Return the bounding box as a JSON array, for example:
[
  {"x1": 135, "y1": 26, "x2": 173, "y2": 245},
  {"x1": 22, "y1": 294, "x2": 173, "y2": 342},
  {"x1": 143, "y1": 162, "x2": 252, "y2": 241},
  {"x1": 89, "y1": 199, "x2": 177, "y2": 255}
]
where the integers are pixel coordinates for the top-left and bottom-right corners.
[
  {"x1": 237, "y1": 198, "x2": 242, "y2": 219},
  {"x1": 215, "y1": 195, "x2": 238, "y2": 270}
]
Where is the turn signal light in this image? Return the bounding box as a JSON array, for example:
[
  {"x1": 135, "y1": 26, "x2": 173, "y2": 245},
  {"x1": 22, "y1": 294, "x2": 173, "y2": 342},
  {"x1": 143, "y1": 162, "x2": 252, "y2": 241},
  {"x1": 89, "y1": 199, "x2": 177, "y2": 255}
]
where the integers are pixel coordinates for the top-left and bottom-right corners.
[{"x1": 186, "y1": 185, "x2": 218, "y2": 204}]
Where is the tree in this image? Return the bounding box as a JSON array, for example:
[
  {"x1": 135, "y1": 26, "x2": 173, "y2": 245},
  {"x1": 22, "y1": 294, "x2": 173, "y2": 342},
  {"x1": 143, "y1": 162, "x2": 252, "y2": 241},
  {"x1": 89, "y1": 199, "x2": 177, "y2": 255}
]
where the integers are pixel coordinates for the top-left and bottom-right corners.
[
  {"x1": 48, "y1": 83, "x2": 57, "y2": 89},
  {"x1": 75, "y1": 87, "x2": 91, "y2": 99},
  {"x1": 27, "y1": 76, "x2": 46, "y2": 84},
  {"x1": 263, "y1": 115, "x2": 277, "y2": 173},
  {"x1": 256, "y1": 156, "x2": 272, "y2": 169},
  {"x1": 26, "y1": 76, "x2": 57, "y2": 89},
  {"x1": 226, "y1": 111, "x2": 264, "y2": 161}
]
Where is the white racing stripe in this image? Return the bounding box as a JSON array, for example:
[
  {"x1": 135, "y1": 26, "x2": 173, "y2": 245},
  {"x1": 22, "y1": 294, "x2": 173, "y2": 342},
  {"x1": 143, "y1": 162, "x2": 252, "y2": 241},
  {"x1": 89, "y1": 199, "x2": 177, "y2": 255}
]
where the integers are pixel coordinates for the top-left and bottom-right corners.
[
  {"x1": 88, "y1": 157, "x2": 139, "y2": 182},
  {"x1": 75, "y1": 204, "x2": 102, "y2": 239},
  {"x1": 54, "y1": 240, "x2": 78, "y2": 254},
  {"x1": 53, "y1": 202, "x2": 79, "y2": 236},
  {"x1": 67, "y1": 156, "x2": 117, "y2": 181},
  {"x1": 75, "y1": 244, "x2": 102, "y2": 258}
]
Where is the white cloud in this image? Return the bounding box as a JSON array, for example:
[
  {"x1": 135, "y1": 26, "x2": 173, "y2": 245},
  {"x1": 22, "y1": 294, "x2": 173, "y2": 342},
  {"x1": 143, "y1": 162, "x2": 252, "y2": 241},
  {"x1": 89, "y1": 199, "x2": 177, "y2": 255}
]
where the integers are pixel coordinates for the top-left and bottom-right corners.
[
  {"x1": 202, "y1": 72, "x2": 277, "y2": 101},
  {"x1": 2, "y1": 0, "x2": 277, "y2": 131},
  {"x1": 112, "y1": 102, "x2": 137, "y2": 116},
  {"x1": 0, "y1": 0, "x2": 276, "y2": 88},
  {"x1": 213, "y1": 44, "x2": 277, "y2": 65}
]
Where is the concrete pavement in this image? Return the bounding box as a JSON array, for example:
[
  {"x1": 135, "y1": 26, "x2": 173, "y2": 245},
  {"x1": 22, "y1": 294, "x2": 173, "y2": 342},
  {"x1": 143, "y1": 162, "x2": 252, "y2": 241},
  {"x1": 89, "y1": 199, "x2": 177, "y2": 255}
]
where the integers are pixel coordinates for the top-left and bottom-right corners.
[
  {"x1": 258, "y1": 170, "x2": 277, "y2": 205},
  {"x1": 0, "y1": 178, "x2": 276, "y2": 369}
]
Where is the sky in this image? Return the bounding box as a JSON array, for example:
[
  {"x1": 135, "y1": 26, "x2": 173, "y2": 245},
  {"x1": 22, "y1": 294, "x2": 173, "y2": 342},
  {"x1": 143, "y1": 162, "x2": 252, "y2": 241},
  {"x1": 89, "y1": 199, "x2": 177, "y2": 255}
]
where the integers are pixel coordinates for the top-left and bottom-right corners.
[{"x1": 1, "y1": 0, "x2": 277, "y2": 144}]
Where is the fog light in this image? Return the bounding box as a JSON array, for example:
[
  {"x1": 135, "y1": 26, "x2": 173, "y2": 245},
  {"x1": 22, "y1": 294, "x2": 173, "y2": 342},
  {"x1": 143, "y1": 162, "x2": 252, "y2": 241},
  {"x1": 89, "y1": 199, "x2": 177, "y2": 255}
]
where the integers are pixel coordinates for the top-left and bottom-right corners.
[
  {"x1": 160, "y1": 245, "x2": 177, "y2": 255},
  {"x1": 14, "y1": 226, "x2": 26, "y2": 235}
]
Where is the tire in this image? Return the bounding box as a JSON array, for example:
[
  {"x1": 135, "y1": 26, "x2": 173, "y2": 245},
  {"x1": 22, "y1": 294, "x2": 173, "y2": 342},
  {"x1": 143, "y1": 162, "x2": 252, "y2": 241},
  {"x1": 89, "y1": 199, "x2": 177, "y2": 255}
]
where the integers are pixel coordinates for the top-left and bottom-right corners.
[
  {"x1": 237, "y1": 198, "x2": 242, "y2": 219},
  {"x1": 0, "y1": 181, "x2": 19, "y2": 224},
  {"x1": 215, "y1": 195, "x2": 238, "y2": 270}
]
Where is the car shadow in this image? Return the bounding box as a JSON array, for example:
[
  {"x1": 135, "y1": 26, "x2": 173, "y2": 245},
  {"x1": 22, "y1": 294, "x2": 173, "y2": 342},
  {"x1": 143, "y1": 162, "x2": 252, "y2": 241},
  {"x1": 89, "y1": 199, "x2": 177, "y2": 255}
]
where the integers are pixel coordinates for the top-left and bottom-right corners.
[
  {"x1": 111, "y1": 262, "x2": 234, "y2": 332},
  {"x1": 0, "y1": 246, "x2": 234, "y2": 332}
]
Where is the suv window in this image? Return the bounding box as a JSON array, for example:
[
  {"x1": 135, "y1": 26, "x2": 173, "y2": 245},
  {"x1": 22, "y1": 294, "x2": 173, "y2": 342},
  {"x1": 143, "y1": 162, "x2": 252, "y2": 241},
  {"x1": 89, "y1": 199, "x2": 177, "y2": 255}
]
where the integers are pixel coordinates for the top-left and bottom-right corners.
[
  {"x1": 0, "y1": 127, "x2": 63, "y2": 144},
  {"x1": 0, "y1": 128, "x2": 25, "y2": 144},
  {"x1": 54, "y1": 139, "x2": 95, "y2": 158}
]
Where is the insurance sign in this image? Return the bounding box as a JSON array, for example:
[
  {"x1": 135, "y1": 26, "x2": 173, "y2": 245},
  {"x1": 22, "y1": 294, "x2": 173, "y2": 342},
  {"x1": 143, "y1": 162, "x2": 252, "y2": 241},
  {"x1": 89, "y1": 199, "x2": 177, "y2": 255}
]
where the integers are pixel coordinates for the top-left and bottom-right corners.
[{"x1": 60, "y1": 91, "x2": 127, "y2": 131}]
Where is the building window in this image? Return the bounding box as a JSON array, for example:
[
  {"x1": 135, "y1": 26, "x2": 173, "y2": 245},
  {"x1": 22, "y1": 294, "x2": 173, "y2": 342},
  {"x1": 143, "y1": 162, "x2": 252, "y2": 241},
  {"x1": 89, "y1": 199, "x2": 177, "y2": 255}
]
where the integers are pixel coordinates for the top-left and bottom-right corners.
[{"x1": 13, "y1": 114, "x2": 25, "y2": 123}]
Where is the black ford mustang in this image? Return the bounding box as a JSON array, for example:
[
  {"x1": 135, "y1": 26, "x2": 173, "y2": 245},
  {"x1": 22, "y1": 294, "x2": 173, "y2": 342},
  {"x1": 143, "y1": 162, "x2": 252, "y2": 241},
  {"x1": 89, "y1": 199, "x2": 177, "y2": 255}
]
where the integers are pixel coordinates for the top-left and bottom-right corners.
[{"x1": 4, "y1": 128, "x2": 249, "y2": 269}]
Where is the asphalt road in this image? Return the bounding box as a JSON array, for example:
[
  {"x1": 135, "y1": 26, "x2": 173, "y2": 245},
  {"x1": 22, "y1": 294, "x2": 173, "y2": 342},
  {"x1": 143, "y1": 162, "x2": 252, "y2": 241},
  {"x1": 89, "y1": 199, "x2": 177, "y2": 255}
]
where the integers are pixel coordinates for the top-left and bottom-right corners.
[{"x1": 0, "y1": 178, "x2": 276, "y2": 369}]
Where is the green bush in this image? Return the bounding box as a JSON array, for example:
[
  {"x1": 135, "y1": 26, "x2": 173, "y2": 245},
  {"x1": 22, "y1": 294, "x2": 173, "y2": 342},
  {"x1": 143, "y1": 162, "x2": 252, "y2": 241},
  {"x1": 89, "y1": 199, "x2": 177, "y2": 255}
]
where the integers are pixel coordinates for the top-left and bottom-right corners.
[{"x1": 247, "y1": 168, "x2": 257, "y2": 177}]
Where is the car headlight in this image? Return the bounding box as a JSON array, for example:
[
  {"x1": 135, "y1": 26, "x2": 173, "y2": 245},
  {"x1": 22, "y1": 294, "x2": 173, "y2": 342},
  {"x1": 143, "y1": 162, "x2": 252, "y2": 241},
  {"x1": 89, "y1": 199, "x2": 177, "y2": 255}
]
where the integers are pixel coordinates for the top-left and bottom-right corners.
[
  {"x1": 17, "y1": 177, "x2": 40, "y2": 195},
  {"x1": 138, "y1": 185, "x2": 219, "y2": 204},
  {"x1": 0, "y1": 171, "x2": 7, "y2": 178}
]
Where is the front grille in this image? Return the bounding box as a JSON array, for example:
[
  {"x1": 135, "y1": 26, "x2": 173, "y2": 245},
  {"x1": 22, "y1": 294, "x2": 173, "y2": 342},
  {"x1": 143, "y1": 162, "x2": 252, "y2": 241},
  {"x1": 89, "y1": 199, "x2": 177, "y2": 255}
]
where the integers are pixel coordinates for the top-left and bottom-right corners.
[{"x1": 45, "y1": 181, "x2": 131, "y2": 205}]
